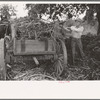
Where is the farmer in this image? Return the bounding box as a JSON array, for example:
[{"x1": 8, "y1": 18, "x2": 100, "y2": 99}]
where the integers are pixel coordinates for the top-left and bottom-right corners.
[
  {"x1": 64, "y1": 18, "x2": 88, "y2": 67},
  {"x1": 70, "y1": 19, "x2": 85, "y2": 65}
]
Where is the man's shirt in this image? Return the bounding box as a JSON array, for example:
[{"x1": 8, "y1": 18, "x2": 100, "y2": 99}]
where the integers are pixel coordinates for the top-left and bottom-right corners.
[{"x1": 70, "y1": 26, "x2": 84, "y2": 39}]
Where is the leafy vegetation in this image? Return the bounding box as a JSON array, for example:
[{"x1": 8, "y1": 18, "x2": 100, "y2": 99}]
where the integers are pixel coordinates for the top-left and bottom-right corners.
[{"x1": 0, "y1": 4, "x2": 16, "y2": 19}]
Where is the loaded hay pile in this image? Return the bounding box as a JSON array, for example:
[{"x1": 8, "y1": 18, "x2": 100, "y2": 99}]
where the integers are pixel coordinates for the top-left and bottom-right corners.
[{"x1": 15, "y1": 17, "x2": 54, "y2": 40}]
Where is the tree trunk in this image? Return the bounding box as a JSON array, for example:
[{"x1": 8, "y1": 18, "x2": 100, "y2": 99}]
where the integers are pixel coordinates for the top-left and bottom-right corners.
[{"x1": 96, "y1": 12, "x2": 100, "y2": 35}]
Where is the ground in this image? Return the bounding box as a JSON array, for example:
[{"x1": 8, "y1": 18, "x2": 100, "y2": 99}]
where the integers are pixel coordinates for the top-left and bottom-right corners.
[{"x1": 1, "y1": 35, "x2": 100, "y2": 80}]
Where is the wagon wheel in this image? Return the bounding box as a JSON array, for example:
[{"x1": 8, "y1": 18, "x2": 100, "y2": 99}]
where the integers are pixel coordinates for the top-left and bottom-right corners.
[
  {"x1": 54, "y1": 38, "x2": 67, "y2": 77},
  {"x1": 0, "y1": 39, "x2": 6, "y2": 80}
]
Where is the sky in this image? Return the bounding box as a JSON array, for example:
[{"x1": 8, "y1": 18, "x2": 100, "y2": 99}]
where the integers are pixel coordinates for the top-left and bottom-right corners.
[
  {"x1": 0, "y1": 3, "x2": 28, "y2": 18},
  {"x1": 12, "y1": 4, "x2": 28, "y2": 18}
]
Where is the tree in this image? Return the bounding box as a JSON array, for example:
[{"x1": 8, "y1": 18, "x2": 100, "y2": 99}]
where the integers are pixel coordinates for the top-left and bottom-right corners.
[
  {"x1": 26, "y1": 4, "x2": 100, "y2": 35},
  {"x1": 95, "y1": 4, "x2": 100, "y2": 35},
  {"x1": 26, "y1": 4, "x2": 87, "y2": 21},
  {"x1": 0, "y1": 4, "x2": 16, "y2": 20},
  {"x1": 83, "y1": 4, "x2": 100, "y2": 35}
]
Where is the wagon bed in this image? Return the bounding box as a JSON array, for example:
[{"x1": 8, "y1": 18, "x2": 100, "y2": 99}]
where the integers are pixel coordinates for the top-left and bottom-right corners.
[{"x1": 13, "y1": 39, "x2": 56, "y2": 55}]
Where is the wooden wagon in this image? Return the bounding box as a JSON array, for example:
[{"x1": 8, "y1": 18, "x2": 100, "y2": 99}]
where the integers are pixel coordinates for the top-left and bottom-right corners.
[{"x1": 0, "y1": 22, "x2": 67, "y2": 80}]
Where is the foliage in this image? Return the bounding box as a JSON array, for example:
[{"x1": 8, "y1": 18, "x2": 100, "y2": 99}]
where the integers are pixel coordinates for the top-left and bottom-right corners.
[
  {"x1": 26, "y1": 4, "x2": 87, "y2": 21},
  {"x1": 25, "y1": 4, "x2": 100, "y2": 35},
  {"x1": 0, "y1": 4, "x2": 16, "y2": 19}
]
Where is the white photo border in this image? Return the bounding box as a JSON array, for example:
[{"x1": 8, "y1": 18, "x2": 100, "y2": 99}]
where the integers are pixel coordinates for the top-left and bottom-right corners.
[{"x1": 0, "y1": 1, "x2": 100, "y2": 99}]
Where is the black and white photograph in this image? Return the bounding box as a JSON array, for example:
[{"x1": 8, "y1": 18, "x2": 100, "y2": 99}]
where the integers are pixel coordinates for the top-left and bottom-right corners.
[{"x1": 0, "y1": 2, "x2": 100, "y2": 81}]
